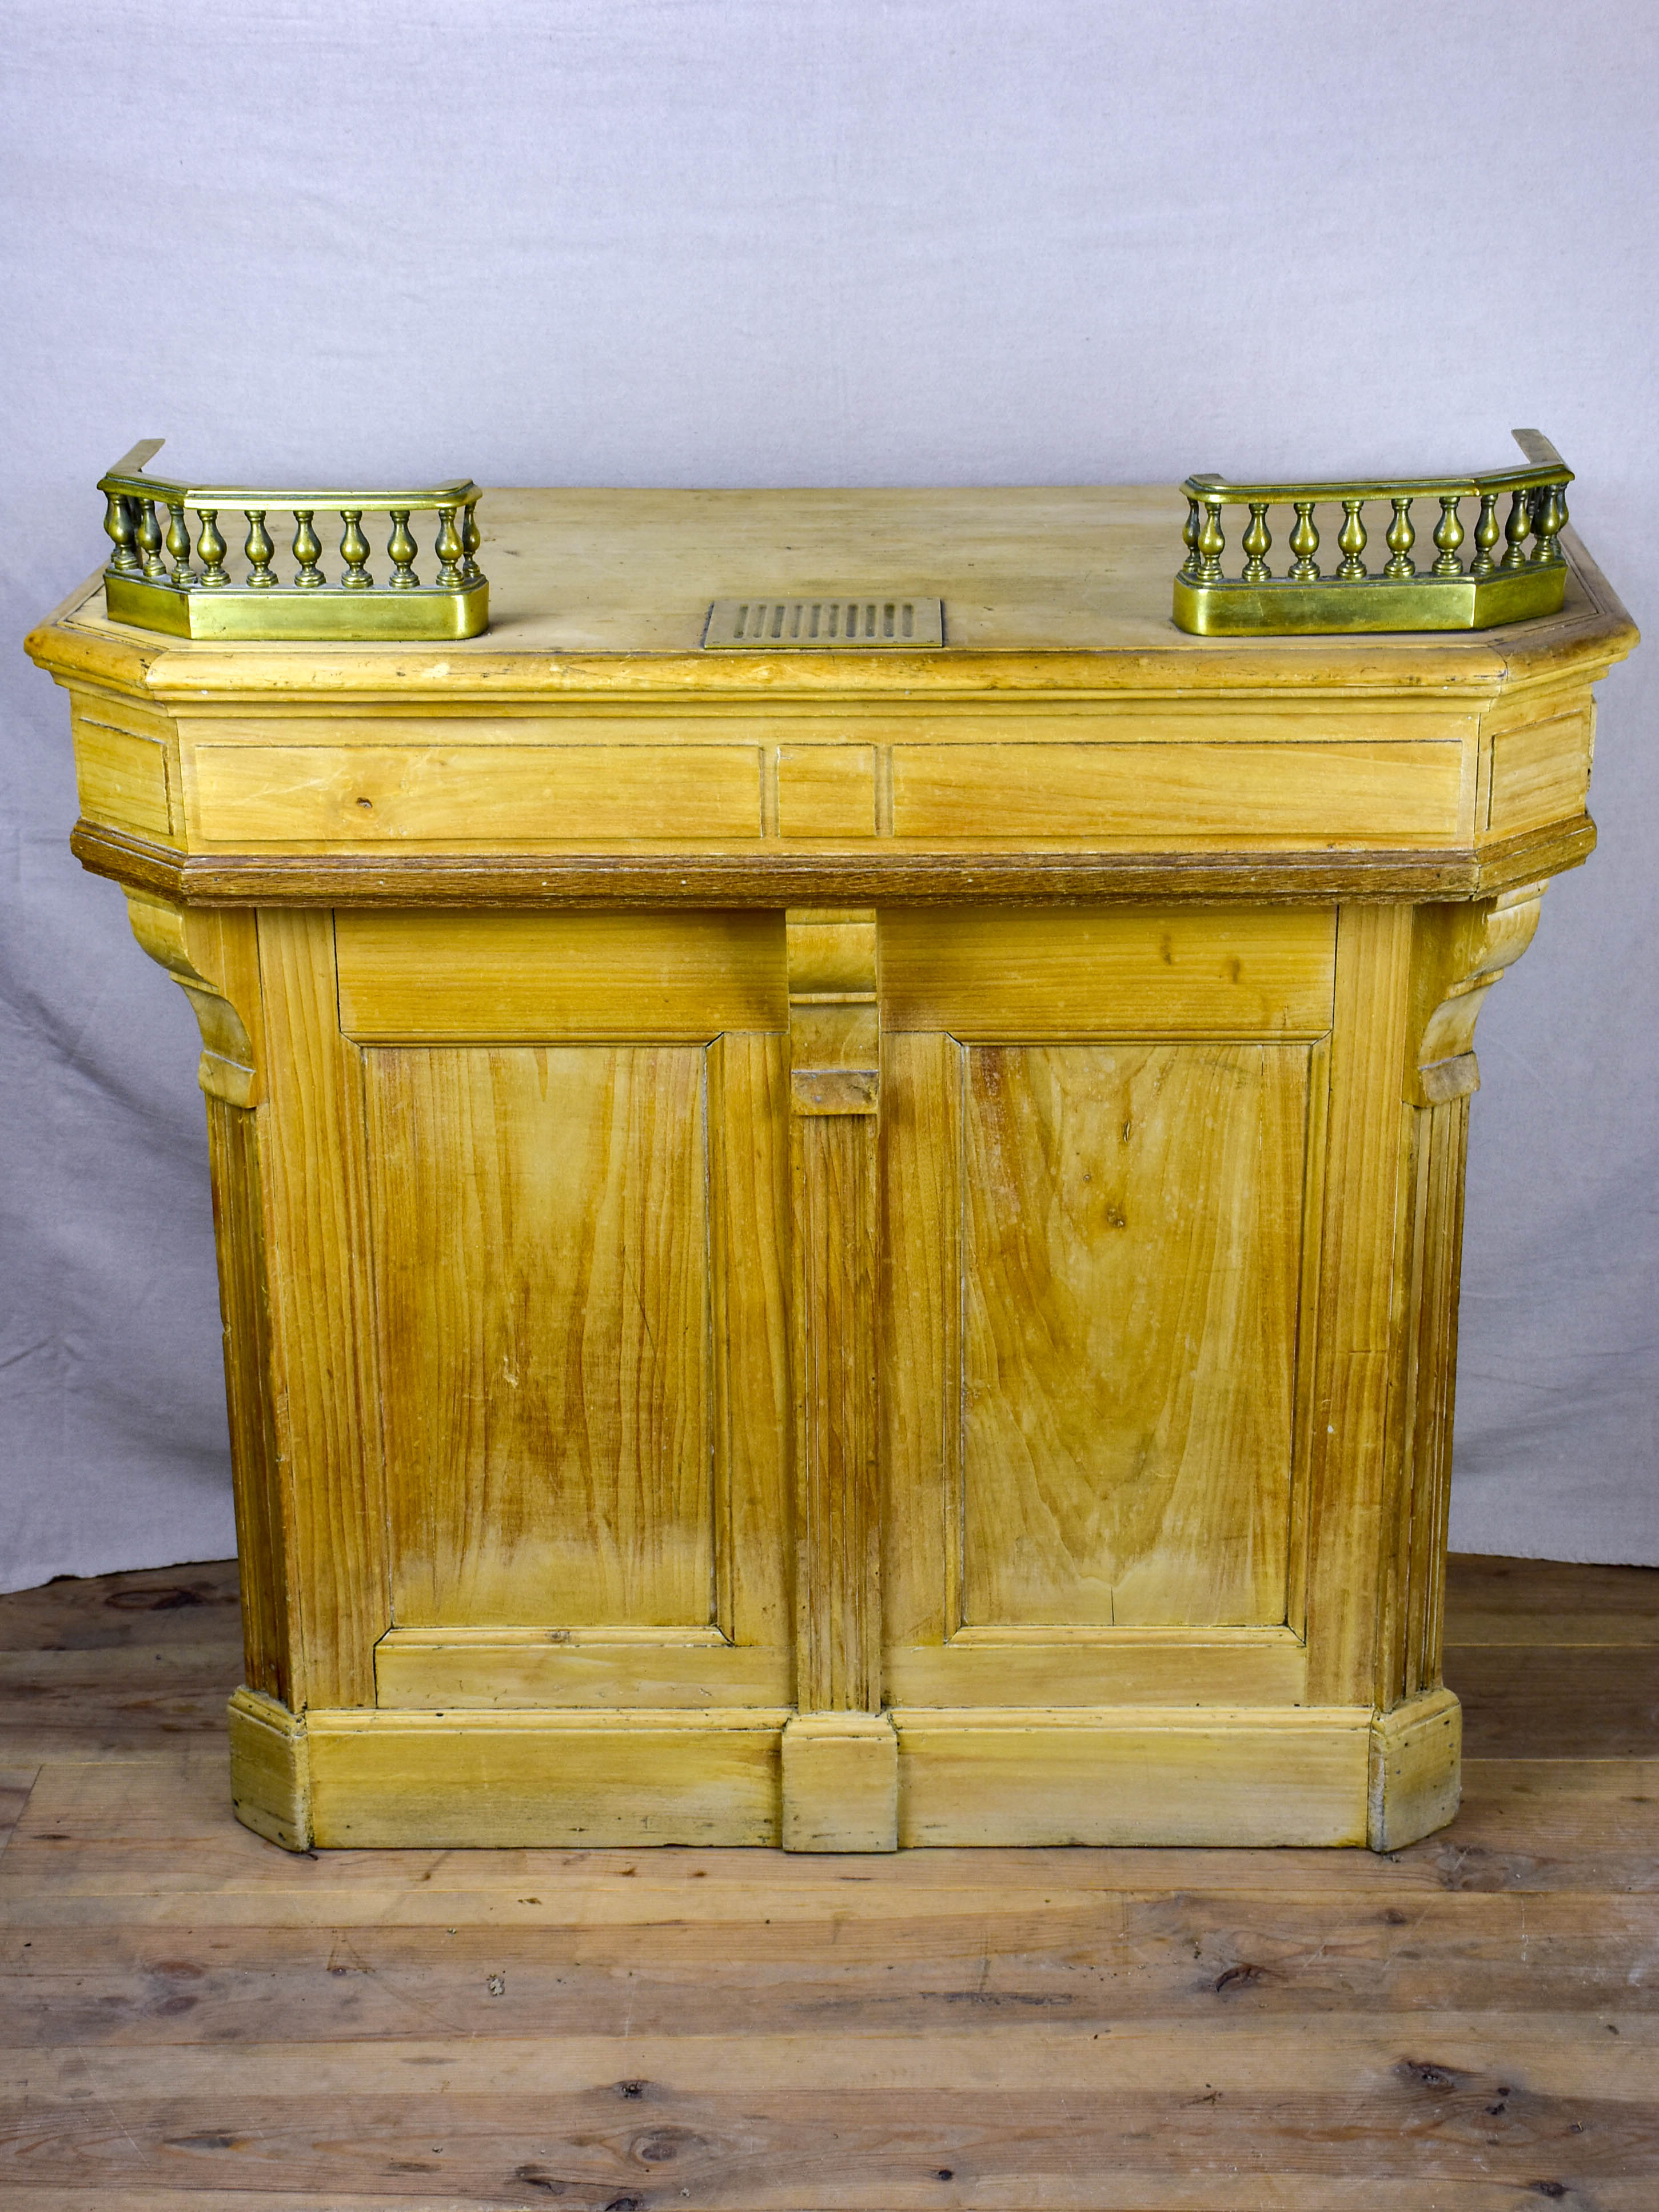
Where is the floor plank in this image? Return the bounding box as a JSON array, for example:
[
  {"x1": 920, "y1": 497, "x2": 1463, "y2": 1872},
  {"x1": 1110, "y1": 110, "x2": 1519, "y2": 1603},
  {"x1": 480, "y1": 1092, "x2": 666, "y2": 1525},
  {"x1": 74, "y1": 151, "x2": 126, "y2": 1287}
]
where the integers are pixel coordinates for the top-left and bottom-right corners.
[
  {"x1": 0, "y1": 1770, "x2": 37, "y2": 1862},
  {"x1": 4, "y1": 1890, "x2": 1657, "y2": 2044},
  {"x1": 2, "y1": 1552, "x2": 1657, "y2": 2211},
  {"x1": 0, "y1": 1561, "x2": 242, "y2": 1653},
  {"x1": 1449, "y1": 1646, "x2": 1659, "y2": 1759},
  {"x1": 1445, "y1": 1555, "x2": 1659, "y2": 1645}
]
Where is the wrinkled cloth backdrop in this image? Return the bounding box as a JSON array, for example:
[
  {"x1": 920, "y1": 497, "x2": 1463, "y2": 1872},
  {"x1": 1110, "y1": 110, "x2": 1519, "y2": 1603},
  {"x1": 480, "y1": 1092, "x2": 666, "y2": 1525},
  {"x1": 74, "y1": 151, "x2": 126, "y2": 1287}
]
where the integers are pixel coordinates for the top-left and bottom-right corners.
[{"x1": 3, "y1": 1, "x2": 1657, "y2": 1589}]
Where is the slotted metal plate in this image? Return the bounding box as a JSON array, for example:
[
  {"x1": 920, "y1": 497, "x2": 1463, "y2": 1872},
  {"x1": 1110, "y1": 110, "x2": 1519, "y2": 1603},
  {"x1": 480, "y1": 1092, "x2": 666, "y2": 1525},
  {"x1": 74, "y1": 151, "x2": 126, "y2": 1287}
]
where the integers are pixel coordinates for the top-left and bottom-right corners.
[{"x1": 704, "y1": 594, "x2": 945, "y2": 649}]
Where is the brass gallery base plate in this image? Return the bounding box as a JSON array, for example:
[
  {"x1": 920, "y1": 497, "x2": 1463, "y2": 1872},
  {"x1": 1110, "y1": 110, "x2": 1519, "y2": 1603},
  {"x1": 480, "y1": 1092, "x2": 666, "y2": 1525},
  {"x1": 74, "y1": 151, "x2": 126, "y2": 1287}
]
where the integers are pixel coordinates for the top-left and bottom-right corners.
[
  {"x1": 1174, "y1": 565, "x2": 1568, "y2": 636},
  {"x1": 103, "y1": 574, "x2": 490, "y2": 642}
]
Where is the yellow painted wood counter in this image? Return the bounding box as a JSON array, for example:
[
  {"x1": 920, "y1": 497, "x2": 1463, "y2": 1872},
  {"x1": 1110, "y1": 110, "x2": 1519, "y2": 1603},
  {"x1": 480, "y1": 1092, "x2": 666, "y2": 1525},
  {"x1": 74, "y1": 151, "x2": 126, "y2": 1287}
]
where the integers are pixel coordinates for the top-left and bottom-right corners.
[{"x1": 27, "y1": 488, "x2": 1638, "y2": 1852}]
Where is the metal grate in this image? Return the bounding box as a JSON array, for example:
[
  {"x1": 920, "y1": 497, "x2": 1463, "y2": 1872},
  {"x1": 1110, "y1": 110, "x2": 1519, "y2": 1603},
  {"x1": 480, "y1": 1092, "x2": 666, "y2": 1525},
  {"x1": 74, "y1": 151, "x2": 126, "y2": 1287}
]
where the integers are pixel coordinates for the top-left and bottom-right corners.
[{"x1": 704, "y1": 595, "x2": 944, "y2": 649}]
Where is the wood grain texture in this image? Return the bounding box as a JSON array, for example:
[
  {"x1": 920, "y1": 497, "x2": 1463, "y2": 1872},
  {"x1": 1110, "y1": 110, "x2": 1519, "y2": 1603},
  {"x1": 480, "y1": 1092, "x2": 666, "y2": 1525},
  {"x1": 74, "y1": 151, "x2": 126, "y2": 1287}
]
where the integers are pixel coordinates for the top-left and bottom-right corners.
[
  {"x1": 1369, "y1": 1686, "x2": 1462, "y2": 1851},
  {"x1": 336, "y1": 907, "x2": 786, "y2": 1041},
  {"x1": 882, "y1": 903, "x2": 1335, "y2": 1037},
  {"x1": 704, "y1": 1031, "x2": 793, "y2": 1657},
  {"x1": 959, "y1": 1041, "x2": 1307, "y2": 1629},
  {"x1": 70, "y1": 702, "x2": 174, "y2": 840},
  {"x1": 1384, "y1": 1093, "x2": 1470, "y2": 1710},
  {"x1": 1302, "y1": 903, "x2": 1415, "y2": 1709},
  {"x1": 891, "y1": 738, "x2": 1471, "y2": 844},
  {"x1": 777, "y1": 744, "x2": 878, "y2": 837},
  {"x1": 203, "y1": 1099, "x2": 289, "y2": 1703},
  {"x1": 306, "y1": 1708, "x2": 785, "y2": 1848},
  {"x1": 789, "y1": 1118, "x2": 880, "y2": 1711},
  {"x1": 884, "y1": 1632, "x2": 1307, "y2": 1708},
  {"x1": 226, "y1": 1688, "x2": 310, "y2": 1852},
  {"x1": 185, "y1": 742, "x2": 765, "y2": 847},
  {"x1": 374, "y1": 1629, "x2": 791, "y2": 1709},
  {"x1": 788, "y1": 911, "x2": 883, "y2": 1718},
  {"x1": 1486, "y1": 707, "x2": 1593, "y2": 836},
  {"x1": 369, "y1": 1043, "x2": 716, "y2": 1630},
  {"x1": 895, "y1": 1708, "x2": 1371, "y2": 1848},
  {"x1": 254, "y1": 909, "x2": 388, "y2": 1709},
  {"x1": 779, "y1": 1711, "x2": 899, "y2": 1852}
]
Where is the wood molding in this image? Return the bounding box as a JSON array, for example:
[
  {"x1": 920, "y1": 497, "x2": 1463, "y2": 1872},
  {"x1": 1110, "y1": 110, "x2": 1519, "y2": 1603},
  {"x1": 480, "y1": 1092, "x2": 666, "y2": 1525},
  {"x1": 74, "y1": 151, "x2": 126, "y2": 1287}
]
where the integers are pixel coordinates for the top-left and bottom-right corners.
[
  {"x1": 894, "y1": 1705, "x2": 1373, "y2": 1848},
  {"x1": 207, "y1": 1098, "x2": 294, "y2": 1706},
  {"x1": 1367, "y1": 1685, "x2": 1461, "y2": 1850},
  {"x1": 788, "y1": 910, "x2": 883, "y2": 1721},
  {"x1": 74, "y1": 816, "x2": 1597, "y2": 911},
  {"x1": 122, "y1": 891, "x2": 260, "y2": 1105},
  {"x1": 780, "y1": 1711, "x2": 899, "y2": 1852},
  {"x1": 1380, "y1": 1098, "x2": 1470, "y2": 1716},
  {"x1": 302, "y1": 1706, "x2": 787, "y2": 1848},
  {"x1": 227, "y1": 1687, "x2": 312, "y2": 1852},
  {"x1": 257, "y1": 911, "x2": 391, "y2": 1710},
  {"x1": 1303, "y1": 904, "x2": 1415, "y2": 1709}
]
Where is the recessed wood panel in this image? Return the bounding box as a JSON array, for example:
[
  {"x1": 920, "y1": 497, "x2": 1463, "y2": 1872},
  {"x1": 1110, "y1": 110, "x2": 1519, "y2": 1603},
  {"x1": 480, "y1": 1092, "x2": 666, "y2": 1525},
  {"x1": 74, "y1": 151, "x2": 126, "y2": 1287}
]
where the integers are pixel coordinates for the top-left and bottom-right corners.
[
  {"x1": 337, "y1": 909, "x2": 787, "y2": 1041},
  {"x1": 960, "y1": 1041, "x2": 1307, "y2": 1628},
  {"x1": 369, "y1": 1044, "x2": 715, "y2": 1629},
  {"x1": 891, "y1": 742, "x2": 1467, "y2": 843},
  {"x1": 777, "y1": 746, "x2": 878, "y2": 836},
  {"x1": 72, "y1": 710, "x2": 173, "y2": 838},
  {"x1": 882, "y1": 906, "x2": 1335, "y2": 1037},
  {"x1": 187, "y1": 743, "x2": 764, "y2": 846},
  {"x1": 1486, "y1": 710, "x2": 1592, "y2": 836}
]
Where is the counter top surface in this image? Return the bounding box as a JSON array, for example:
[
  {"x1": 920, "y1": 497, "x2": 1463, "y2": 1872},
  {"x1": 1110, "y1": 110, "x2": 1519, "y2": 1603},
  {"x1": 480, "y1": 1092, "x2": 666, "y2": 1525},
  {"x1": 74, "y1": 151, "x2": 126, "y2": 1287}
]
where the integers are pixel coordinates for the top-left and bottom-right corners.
[{"x1": 33, "y1": 486, "x2": 1636, "y2": 702}]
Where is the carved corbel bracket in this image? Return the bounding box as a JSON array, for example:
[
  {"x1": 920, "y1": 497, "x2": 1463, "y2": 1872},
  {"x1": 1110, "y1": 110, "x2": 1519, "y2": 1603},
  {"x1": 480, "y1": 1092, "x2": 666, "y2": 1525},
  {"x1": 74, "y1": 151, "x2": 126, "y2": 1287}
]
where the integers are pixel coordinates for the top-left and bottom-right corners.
[
  {"x1": 123, "y1": 891, "x2": 262, "y2": 1106},
  {"x1": 1407, "y1": 883, "x2": 1546, "y2": 1107}
]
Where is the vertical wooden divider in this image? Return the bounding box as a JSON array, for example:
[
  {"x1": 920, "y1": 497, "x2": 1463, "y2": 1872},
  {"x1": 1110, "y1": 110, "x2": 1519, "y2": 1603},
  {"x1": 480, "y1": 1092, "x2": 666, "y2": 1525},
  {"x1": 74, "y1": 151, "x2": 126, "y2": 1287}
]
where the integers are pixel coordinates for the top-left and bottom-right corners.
[{"x1": 780, "y1": 907, "x2": 896, "y2": 1851}]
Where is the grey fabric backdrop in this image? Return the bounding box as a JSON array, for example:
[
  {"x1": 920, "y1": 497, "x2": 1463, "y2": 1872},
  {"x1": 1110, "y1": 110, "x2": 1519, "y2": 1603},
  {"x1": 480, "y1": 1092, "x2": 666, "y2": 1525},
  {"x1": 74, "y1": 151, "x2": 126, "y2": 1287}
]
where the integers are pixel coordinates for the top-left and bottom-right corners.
[{"x1": 3, "y1": 1, "x2": 1656, "y2": 1592}]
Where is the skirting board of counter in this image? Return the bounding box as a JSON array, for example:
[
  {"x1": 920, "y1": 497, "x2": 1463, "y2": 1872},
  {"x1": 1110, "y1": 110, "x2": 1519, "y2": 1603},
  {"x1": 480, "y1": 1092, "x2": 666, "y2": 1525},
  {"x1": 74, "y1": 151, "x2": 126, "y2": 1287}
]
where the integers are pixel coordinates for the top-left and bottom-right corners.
[{"x1": 227, "y1": 1687, "x2": 1459, "y2": 1855}]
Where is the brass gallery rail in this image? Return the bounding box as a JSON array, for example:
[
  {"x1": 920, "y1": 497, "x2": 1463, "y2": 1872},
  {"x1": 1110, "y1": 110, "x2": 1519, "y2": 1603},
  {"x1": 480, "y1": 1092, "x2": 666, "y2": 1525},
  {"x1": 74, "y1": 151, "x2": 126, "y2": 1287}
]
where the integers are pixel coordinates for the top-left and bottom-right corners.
[
  {"x1": 97, "y1": 437, "x2": 487, "y2": 641},
  {"x1": 1174, "y1": 427, "x2": 1573, "y2": 635}
]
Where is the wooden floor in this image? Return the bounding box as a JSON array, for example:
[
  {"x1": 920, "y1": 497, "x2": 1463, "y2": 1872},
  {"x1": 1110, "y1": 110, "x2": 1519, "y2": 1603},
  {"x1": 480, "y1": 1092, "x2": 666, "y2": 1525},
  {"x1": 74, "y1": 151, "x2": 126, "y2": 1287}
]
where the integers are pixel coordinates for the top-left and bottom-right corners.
[{"x1": 1, "y1": 1556, "x2": 1656, "y2": 2211}]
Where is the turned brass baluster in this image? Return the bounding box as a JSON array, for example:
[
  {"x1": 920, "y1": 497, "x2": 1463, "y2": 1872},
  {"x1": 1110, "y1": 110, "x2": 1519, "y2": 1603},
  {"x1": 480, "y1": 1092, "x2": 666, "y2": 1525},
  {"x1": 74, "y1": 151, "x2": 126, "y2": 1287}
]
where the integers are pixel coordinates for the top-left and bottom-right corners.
[
  {"x1": 1501, "y1": 488, "x2": 1534, "y2": 570},
  {"x1": 1531, "y1": 482, "x2": 1568, "y2": 566},
  {"x1": 165, "y1": 503, "x2": 196, "y2": 588},
  {"x1": 244, "y1": 511, "x2": 276, "y2": 588},
  {"x1": 434, "y1": 507, "x2": 464, "y2": 587},
  {"x1": 195, "y1": 510, "x2": 229, "y2": 587},
  {"x1": 1337, "y1": 499, "x2": 1367, "y2": 580},
  {"x1": 1242, "y1": 501, "x2": 1272, "y2": 582},
  {"x1": 137, "y1": 500, "x2": 168, "y2": 580},
  {"x1": 1384, "y1": 496, "x2": 1415, "y2": 579},
  {"x1": 1181, "y1": 496, "x2": 1203, "y2": 580},
  {"x1": 460, "y1": 500, "x2": 481, "y2": 582},
  {"x1": 292, "y1": 511, "x2": 324, "y2": 588},
  {"x1": 1431, "y1": 495, "x2": 1465, "y2": 576},
  {"x1": 1469, "y1": 492, "x2": 1500, "y2": 578},
  {"x1": 1289, "y1": 500, "x2": 1319, "y2": 581},
  {"x1": 1197, "y1": 497, "x2": 1225, "y2": 582},
  {"x1": 386, "y1": 510, "x2": 418, "y2": 589},
  {"x1": 339, "y1": 511, "x2": 373, "y2": 588},
  {"x1": 103, "y1": 493, "x2": 141, "y2": 575}
]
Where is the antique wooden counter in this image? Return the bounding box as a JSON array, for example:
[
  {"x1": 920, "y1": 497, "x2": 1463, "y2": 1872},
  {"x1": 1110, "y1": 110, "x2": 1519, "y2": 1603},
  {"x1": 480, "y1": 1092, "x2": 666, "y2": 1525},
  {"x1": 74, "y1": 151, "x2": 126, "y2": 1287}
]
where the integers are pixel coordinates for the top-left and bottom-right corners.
[{"x1": 27, "y1": 487, "x2": 1637, "y2": 1852}]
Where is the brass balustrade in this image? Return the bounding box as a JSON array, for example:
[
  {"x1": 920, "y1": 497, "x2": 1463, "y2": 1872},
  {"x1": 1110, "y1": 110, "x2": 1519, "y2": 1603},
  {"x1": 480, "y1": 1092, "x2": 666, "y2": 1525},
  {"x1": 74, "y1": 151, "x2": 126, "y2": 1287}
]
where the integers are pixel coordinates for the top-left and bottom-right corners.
[
  {"x1": 1173, "y1": 429, "x2": 1572, "y2": 635},
  {"x1": 97, "y1": 440, "x2": 487, "y2": 641}
]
